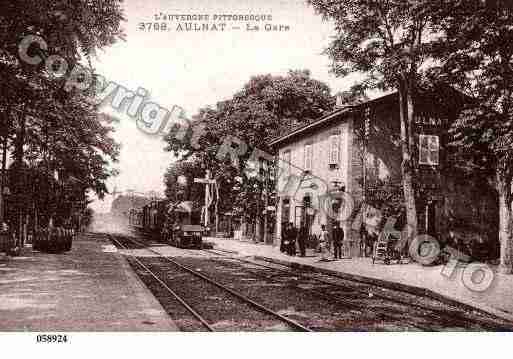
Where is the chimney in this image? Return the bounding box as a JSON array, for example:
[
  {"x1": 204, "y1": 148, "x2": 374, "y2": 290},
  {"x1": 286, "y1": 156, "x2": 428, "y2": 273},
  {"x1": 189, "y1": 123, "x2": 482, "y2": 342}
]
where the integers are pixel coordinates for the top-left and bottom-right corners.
[{"x1": 335, "y1": 93, "x2": 345, "y2": 109}]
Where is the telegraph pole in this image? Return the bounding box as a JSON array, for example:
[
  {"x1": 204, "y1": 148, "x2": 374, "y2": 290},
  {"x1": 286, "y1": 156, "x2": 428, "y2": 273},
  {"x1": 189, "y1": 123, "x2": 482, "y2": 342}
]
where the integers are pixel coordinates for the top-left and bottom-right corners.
[
  {"x1": 363, "y1": 107, "x2": 370, "y2": 204},
  {"x1": 263, "y1": 160, "x2": 270, "y2": 244},
  {"x1": 214, "y1": 179, "x2": 219, "y2": 234},
  {"x1": 194, "y1": 170, "x2": 216, "y2": 229},
  {"x1": 204, "y1": 170, "x2": 210, "y2": 227}
]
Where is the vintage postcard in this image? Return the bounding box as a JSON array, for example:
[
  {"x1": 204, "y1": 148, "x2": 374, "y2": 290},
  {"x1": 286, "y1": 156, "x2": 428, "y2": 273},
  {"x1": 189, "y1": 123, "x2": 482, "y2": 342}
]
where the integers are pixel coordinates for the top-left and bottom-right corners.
[{"x1": 1, "y1": 0, "x2": 513, "y2": 355}]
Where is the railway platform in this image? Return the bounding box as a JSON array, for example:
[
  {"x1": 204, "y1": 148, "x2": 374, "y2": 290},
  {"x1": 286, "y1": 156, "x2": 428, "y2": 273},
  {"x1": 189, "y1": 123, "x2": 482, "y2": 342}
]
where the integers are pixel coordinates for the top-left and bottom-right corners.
[
  {"x1": 0, "y1": 232, "x2": 178, "y2": 331},
  {"x1": 204, "y1": 237, "x2": 513, "y2": 323}
]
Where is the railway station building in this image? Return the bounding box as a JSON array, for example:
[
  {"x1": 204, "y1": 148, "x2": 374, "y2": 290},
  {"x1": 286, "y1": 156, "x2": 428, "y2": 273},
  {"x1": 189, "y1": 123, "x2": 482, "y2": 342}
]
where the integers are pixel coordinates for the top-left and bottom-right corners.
[{"x1": 269, "y1": 86, "x2": 500, "y2": 261}]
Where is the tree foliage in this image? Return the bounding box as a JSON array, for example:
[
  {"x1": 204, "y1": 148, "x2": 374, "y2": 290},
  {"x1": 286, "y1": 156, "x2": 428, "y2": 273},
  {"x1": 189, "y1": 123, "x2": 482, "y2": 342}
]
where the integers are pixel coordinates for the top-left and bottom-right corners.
[
  {"x1": 430, "y1": 0, "x2": 513, "y2": 270},
  {"x1": 307, "y1": 0, "x2": 446, "y2": 238},
  {"x1": 164, "y1": 159, "x2": 205, "y2": 204},
  {"x1": 164, "y1": 70, "x2": 334, "y2": 222},
  {"x1": 431, "y1": 1, "x2": 513, "y2": 183},
  {"x1": 0, "y1": 0, "x2": 125, "y2": 228}
]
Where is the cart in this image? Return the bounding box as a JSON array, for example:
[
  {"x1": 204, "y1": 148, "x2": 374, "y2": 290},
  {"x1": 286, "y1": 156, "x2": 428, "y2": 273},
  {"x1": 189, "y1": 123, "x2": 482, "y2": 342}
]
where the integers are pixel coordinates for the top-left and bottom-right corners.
[
  {"x1": 0, "y1": 223, "x2": 19, "y2": 256},
  {"x1": 372, "y1": 232, "x2": 403, "y2": 265}
]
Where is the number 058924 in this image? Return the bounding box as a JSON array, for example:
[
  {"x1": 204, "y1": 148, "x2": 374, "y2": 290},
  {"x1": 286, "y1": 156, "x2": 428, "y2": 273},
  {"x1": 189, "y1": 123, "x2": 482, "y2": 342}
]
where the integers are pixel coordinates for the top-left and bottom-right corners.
[{"x1": 36, "y1": 334, "x2": 68, "y2": 343}]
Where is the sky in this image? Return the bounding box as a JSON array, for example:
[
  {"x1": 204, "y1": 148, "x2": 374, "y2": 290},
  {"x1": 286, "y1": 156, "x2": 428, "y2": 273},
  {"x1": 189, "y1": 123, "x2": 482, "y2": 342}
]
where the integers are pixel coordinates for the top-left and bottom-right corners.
[{"x1": 90, "y1": 0, "x2": 362, "y2": 213}]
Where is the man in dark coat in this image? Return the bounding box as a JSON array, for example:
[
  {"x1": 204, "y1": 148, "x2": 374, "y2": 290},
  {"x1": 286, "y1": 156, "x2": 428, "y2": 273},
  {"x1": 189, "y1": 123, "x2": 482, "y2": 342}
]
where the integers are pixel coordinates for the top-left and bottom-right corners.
[
  {"x1": 287, "y1": 222, "x2": 297, "y2": 256},
  {"x1": 332, "y1": 221, "x2": 344, "y2": 259},
  {"x1": 359, "y1": 222, "x2": 368, "y2": 257},
  {"x1": 297, "y1": 222, "x2": 308, "y2": 257},
  {"x1": 280, "y1": 222, "x2": 288, "y2": 253}
]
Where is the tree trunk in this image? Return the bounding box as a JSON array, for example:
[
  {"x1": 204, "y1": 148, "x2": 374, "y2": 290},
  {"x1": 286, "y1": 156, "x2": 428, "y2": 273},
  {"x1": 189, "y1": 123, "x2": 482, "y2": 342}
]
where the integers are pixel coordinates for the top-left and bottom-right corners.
[
  {"x1": 497, "y1": 173, "x2": 512, "y2": 274},
  {"x1": 0, "y1": 133, "x2": 7, "y2": 224},
  {"x1": 13, "y1": 115, "x2": 26, "y2": 237},
  {"x1": 398, "y1": 79, "x2": 418, "y2": 246},
  {"x1": 241, "y1": 216, "x2": 247, "y2": 239},
  {"x1": 255, "y1": 189, "x2": 264, "y2": 242},
  {"x1": 214, "y1": 180, "x2": 219, "y2": 235},
  {"x1": 255, "y1": 213, "x2": 263, "y2": 242},
  {"x1": 14, "y1": 117, "x2": 25, "y2": 165}
]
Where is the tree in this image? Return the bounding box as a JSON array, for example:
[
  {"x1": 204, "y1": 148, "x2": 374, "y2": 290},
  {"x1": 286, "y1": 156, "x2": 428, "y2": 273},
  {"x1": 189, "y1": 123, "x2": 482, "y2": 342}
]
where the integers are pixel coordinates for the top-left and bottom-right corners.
[
  {"x1": 431, "y1": 0, "x2": 513, "y2": 272},
  {"x1": 164, "y1": 70, "x2": 334, "y2": 239},
  {"x1": 0, "y1": 0, "x2": 125, "y2": 230},
  {"x1": 308, "y1": 0, "x2": 445, "y2": 243},
  {"x1": 164, "y1": 158, "x2": 205, "y2": 204}
]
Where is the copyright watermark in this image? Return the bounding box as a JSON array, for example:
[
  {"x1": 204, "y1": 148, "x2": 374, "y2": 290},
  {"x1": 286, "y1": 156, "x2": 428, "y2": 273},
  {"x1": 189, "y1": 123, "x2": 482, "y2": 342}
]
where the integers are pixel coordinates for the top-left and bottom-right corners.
[{"x1": 19, "y1": 34, "x2": 499, "y2": 294}]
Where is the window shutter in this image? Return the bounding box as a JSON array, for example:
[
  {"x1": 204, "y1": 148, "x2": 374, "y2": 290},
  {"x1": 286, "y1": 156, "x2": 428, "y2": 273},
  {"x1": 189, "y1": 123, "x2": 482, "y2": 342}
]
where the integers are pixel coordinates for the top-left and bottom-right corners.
[
  {"x1": 309, "y1": 145, "x2": 313, "y2": 170},
  {"x1": 428, "y1": 135, "x2": 439, "y2": 165},
  {"x1": 329, "y1": 134, "x2": 340, "y2": 165},
  {"x1": 419, "y1": 135, "x2": 429, "y2": 164},
  {"x1": 304, "y1": 144, "x2": 312, "y2": 171},
  {"x1": 282, "y1": 150, "x2": 291, "y2": 175}
]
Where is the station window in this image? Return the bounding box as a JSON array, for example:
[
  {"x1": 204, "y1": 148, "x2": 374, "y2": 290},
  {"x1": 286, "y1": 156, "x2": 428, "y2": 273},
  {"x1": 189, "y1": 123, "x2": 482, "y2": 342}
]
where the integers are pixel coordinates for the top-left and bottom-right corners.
[
  {"x1": 304, "y1": 143, "x2": 313, "y2": 171},
  {"x1": 329, "y1": 134, "x2": 340, "y2": 168},
  {"x1": 419, "y1": 134, "x2": 439, "y2": 165},
  {"x1": 282, "y1": 149, "x2": 291, "y2": 175}
]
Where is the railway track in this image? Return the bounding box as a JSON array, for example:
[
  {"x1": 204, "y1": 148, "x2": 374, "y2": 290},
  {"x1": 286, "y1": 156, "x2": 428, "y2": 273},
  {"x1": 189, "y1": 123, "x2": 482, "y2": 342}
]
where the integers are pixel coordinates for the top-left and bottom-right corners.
[
  {"x1": 123, "y1": 239, "x2": 427, "y2": 330},
  {"x1": 108, "y1": 234, "x2": 312, "y2": 332},
  {"x1": 201, "y1": 248, "x2": 513, "y2": 331},
  {"x1": 109, "y1": 235, "x2": 214, "y2": 331},
  {"x1": 197, "y1": 249, "x2": 435, "y2": 330},
  {"x1": 111, "y1": 231, "x2": 513, "y2": 330}
]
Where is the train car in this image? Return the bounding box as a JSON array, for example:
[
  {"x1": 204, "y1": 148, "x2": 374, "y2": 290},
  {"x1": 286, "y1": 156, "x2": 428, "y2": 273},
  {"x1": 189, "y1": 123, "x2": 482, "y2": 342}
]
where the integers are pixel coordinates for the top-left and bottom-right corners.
[
  {"x1": 128, "y1": 208, "x2": 143, "y2": 228},
  {"x1": 129, "y1": 198, "x2": 206, "y2": 249},
  {"x1": 137, "y1": 200, "x2": 168, "y2": 239},
  {"x1": 165, "y1": 201, "x2": 205, "y2": 249}
]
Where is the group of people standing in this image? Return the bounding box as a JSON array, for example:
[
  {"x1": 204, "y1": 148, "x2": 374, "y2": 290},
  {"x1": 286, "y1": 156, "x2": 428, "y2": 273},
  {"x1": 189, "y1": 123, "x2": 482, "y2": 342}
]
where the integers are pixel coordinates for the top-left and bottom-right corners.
[
  {"x1": 280, "y1": 221, "x2": 345, "y2": 261},
  {"x1": 280, "y1": 222, "x2": 308, "y2": 257}
]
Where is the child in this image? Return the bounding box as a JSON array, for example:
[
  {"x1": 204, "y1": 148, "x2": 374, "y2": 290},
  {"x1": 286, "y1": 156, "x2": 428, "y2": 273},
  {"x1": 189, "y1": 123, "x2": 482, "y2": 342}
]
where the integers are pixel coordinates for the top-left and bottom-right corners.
[{"x1": 319, "y1": 224, "x2": 330, "y2": 261}]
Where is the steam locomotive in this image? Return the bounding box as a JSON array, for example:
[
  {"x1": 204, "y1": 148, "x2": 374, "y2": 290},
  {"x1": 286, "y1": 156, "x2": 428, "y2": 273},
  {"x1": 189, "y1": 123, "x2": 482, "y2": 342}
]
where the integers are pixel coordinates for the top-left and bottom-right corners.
[{"x1": 129, "y1": 200, "x2": 206, "y2": 249}]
